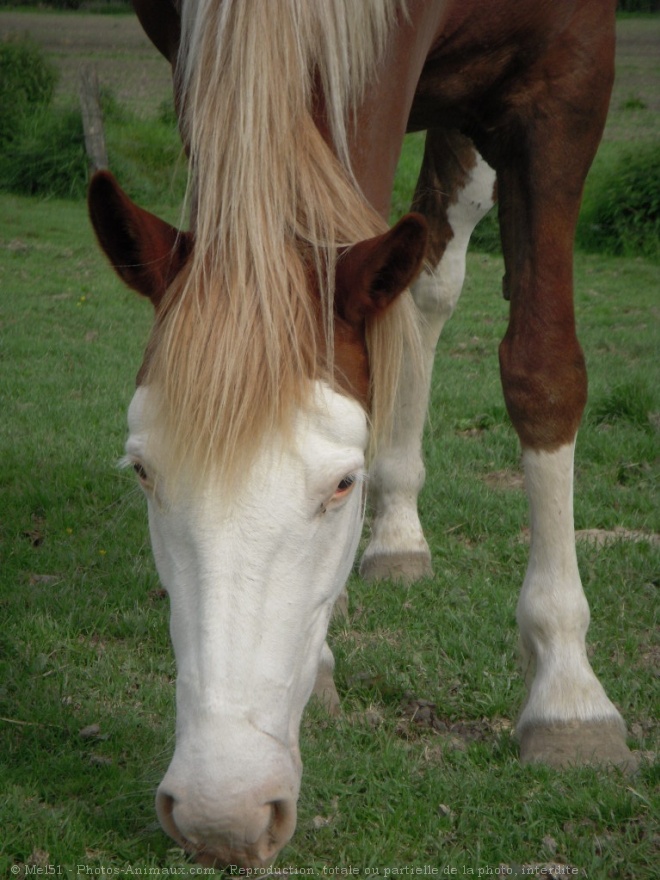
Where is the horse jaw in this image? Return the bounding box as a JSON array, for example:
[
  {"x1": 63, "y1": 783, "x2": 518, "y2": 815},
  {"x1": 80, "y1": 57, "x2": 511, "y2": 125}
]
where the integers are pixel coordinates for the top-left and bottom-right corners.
[{"x1": 125, "y1": 381, "x2": 368, "y2": 868}]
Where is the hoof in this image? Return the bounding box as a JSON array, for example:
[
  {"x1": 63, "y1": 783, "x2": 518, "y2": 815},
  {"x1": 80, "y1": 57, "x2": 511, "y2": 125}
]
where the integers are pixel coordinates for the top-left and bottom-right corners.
[
  {"x1": 312, "y1": 645, "x2": 341, "y2": 716},
  {"x1": 313, "y1": 679, "x2": 341, "y2": 716},
  {"x1": 332, "y1": 589, "x2": 349, "y2": 620},
  {"x1": 519, "y1": 719, "x2": 638, "y2": 773},
  {"x1": 359, "y1": 550, "x2": 432, "y2": 584}
]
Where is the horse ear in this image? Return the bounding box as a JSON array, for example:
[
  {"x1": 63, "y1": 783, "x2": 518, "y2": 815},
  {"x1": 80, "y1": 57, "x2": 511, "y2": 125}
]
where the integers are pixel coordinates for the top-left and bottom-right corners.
[
  {"x1": 335, "y1": 213, "x2": 428, "y2": 325},
  {"x1": 88, "y1": 171, "x2": 192, "y2": 308}
]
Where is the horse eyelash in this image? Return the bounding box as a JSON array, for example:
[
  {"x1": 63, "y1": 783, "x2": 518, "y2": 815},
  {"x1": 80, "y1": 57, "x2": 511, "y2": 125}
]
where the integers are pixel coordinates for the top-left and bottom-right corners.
[
  {"x1": 117, "y1": 455, "x2": 133, "y2": 472},
  {"x1": 117, "y1": 456, "x2": 148, "y2": 481}
]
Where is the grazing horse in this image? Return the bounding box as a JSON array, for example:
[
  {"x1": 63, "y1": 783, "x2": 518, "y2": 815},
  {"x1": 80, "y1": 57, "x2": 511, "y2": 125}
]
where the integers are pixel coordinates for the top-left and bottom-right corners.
[{"x1": 88, "y1": 0, "x2": 633, "y2": 869}]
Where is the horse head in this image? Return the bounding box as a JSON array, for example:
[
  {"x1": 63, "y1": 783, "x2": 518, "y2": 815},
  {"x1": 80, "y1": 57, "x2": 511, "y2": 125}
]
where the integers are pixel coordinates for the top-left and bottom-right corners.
[{"x1": 89, "y1": 170, "x2": 426, "y2": 867}]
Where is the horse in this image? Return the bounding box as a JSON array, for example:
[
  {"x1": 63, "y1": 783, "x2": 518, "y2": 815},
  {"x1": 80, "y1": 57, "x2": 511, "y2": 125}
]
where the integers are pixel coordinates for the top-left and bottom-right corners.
[{"x1": 87, "y1": 0, "x2": 633, "y2": 869}]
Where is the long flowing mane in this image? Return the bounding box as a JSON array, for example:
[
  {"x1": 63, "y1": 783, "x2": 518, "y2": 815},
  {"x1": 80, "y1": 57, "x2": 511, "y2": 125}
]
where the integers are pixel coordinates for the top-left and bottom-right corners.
[{"x1": 144, "y1": 0, "x2": 418, "y2": 488}]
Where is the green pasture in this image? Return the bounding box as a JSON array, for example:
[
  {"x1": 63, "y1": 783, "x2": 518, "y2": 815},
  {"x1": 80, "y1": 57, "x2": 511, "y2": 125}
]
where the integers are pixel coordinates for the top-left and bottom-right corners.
[
  {"x1": 1, "y1": 9, "x2": 659, "y2": 880},
  {"x1": 1, "y1": 196, "x2": 658, "y2": 878}
]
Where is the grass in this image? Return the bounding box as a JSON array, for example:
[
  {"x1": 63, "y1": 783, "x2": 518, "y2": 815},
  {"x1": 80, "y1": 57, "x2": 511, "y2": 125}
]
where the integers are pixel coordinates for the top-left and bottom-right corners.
[
  {"x1": 1, "y1": 189, "x2": 658, "y2": 877},
  {"x1": 0, "y1": 9, "x2": 658, "y2": 879}
]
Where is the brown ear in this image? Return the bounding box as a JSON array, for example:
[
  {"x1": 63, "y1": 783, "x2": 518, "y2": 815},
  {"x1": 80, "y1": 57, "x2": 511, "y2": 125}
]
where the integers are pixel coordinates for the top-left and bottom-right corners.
[
  {"x1": 88, "y1": 171, "x2": 192, "y2": 308},
  {"x1": 335, "y1": 213, "x2": 428, "y2": 325},
  {"x1": 132, "y1": 0, "x2": 181, "y2": 63}
]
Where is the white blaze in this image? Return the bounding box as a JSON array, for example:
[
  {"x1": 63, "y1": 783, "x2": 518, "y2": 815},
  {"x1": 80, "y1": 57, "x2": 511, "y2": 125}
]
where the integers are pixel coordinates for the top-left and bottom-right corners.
[{"x1": 125, "y1": 382, "x2": 368, "y2": 865}]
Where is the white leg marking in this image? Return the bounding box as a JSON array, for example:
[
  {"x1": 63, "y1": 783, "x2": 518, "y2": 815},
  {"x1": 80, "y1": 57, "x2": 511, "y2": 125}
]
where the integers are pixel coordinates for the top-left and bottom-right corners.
[
  {"x1": 517, "y1": 442, "x2": 625, "y2": 731},
  {"x1": 361, "y1": 153, "x2": 496, "y2": 582},
  {"x1": 359, "y1": 273, "x2": 447, "y2": 581}
]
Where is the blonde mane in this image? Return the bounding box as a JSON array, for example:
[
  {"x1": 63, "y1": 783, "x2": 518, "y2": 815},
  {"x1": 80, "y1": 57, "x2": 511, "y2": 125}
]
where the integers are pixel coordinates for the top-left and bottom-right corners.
[{"x1": 145, "y1": 0, "x2": 419, "y2": 488}]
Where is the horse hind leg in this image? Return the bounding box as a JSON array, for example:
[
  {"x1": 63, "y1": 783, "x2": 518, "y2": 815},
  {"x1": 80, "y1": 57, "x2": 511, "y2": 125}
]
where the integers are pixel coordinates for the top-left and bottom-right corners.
[{"x1": 360, "y1": 129, "x2": 496, "y2": 583}]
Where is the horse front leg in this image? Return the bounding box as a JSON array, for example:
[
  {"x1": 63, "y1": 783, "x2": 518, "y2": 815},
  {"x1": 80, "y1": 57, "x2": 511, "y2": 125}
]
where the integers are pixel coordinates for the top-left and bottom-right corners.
[
  {"x1": 501, "y1": 233, "x2": 636, "y2": 771},
  {"x1": 516, "y1": 442, "x2": 633, "y2": 767},
  {"x1": 361, "y1": 130, "x2": 496, "y2": 583},
  {"x1": 492, "y1": 14, "x2": 635, "y2": 769},
  {"x1": 498, "y1": 184, "x2": 635, "y2": 771}
]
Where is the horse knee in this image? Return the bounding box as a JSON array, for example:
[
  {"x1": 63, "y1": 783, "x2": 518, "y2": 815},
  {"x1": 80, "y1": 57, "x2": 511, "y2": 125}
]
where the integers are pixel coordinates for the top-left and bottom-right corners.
[{"x1": 412, "y1": 265, "x2": 462, "y2": 328}]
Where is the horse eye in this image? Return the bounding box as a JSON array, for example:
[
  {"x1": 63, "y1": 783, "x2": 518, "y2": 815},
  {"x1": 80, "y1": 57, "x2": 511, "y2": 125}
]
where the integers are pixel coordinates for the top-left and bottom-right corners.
[
  {"x1": 336, "y1": 475, "x2": 356, "y2": 493},
  {"x1": 133, "y1": 462, "x2": 149, "y2": 482}
]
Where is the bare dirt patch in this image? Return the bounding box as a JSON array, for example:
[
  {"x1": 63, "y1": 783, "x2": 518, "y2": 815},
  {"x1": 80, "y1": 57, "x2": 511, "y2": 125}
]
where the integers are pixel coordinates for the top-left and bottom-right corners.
[
  {"x1": 396, "y1": 695, "x2": 512, "y2": 748},
  {"x1": 518, "y1": 526, "x2": 660, "y2": 546},
  {"x1": 482, "y1": 469, "x2": 525, "y2": 491},
  {"x1": 575, "y1": 527, "x2": 660, "y2": 547},
  {"x1": 0, "y1": 11, "x2": 171, "y2": 116}
]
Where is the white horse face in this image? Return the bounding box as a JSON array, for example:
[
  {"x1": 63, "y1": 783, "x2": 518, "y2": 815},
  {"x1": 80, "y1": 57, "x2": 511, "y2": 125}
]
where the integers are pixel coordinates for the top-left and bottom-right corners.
[{"x1": 125, "y1": 381, "x2": 368, "y2": 867}]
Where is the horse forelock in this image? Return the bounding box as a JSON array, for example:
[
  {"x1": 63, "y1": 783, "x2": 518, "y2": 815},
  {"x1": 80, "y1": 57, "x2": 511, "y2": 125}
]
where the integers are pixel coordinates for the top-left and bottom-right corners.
[{"x1": 143, "y1": 0, "x2": 416, "y2": 492}]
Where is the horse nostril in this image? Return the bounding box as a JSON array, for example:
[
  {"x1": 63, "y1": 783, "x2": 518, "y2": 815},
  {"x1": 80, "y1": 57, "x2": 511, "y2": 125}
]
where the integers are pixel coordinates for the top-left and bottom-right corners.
[
  {"x1": 156, "y1": 790, "x2": 193, "y2": 851},
  {"x1": 259, "y1": 798, "x2": 297, "y2": 860},
  {"x1": 157, "y1": 791, "x2": 173, "y2": 821},
  {"x1": 156, "y1": 791, "x2": 175, "y2": 831},
  {"x1": 270, "y1": 798, "x2": 292, "y2": 831}
]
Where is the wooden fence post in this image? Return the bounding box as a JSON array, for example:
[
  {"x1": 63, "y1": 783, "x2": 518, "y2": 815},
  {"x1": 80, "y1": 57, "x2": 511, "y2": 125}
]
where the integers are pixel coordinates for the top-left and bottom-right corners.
[{"x1": 78, "y1": 63, "x2": 108, "y2": 172}]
